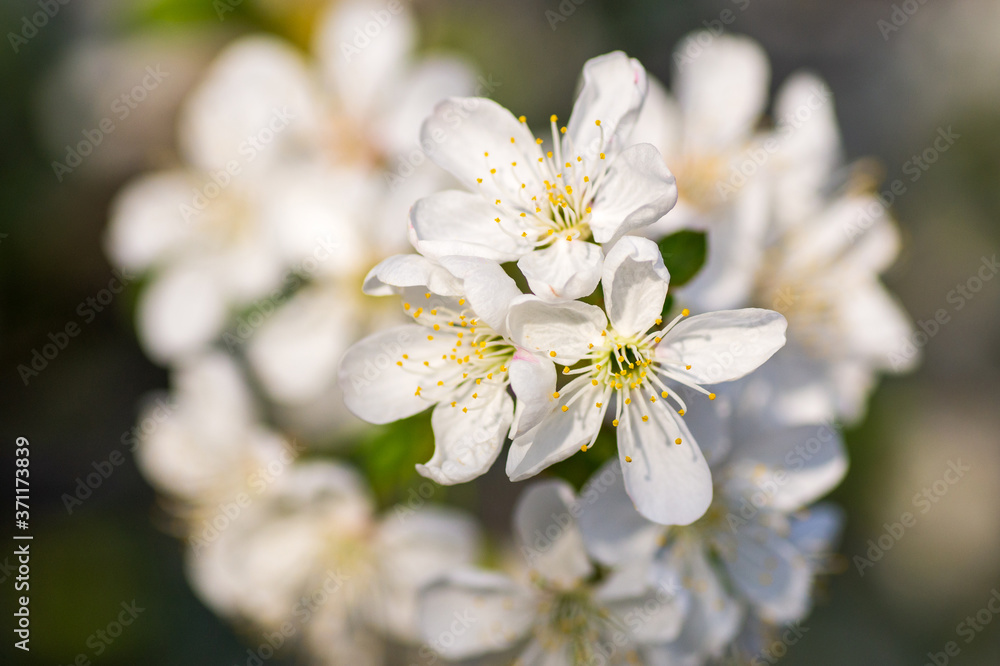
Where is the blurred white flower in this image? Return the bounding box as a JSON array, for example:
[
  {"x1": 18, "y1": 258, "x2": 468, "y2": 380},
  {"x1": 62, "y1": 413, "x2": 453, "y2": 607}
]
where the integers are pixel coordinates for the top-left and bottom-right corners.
[
  {"x1": 633, "y1": 33, "x2": 772, "y2": 312},
  {"x1": 412, "y1": 51, "x2": 677, "y2": 301},
  {"x1": 578, "y1": 394, "x2": 846, "y2": 664},
  {"x1": 189, "y1": 460, "x2": 480, "y2": 664},
  {"x1": 506, "y1": 237, "x2": 787, "y2": 525},
  {"x1": 420, "y1": 480, "x2": 686, "y2": 664},
  {"x1": 135, "y1": 351, "x2": 293, "y2": 507},
  {"x1": 106, "y1": 0, "x2": 476, "y2": 368},
  {"x1": 635, "y1": 33, "x2": 915, "y2": 426}
]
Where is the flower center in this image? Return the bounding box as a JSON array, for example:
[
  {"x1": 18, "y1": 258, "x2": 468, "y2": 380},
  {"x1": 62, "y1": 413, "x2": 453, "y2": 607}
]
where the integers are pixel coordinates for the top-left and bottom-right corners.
[
  {"x1": 478, "y1": 115, "x2": 616, "y2": 248},
  {"x1": 553, "y1": 310, "x2": 717, "y2": 453},
  {"x1": 395, "y1": 294, "x2": 515, "y2": 412},
  {"x1": 533, "y1": 586, "x2": 631, "y2": 662}
]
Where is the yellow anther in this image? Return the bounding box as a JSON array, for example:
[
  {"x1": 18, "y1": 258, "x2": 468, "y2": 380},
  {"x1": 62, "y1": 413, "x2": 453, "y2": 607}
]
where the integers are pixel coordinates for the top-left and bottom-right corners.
[
  {"x1": 490, "y1": 168, "x2": 496, "y2": 174},
  {"x1": 402, "y1": 354, "x2": 409, "y2": 359},
  {"x1": 396, "y1": 361, "x2": 403, "y2": 367},
  {"x1": 641, "y1": 415, "x2": 649, "y2": 422},
  {"x1": 675, "y1": 438, "x2": 682, "y2": 445},
  {"x1": 613, "y1": 419, "x2": 619, "y2": 427},
  {"x1": 462, "y1": 407, "x2": 468, "y2": 413},
  {"x1": 484, "y1": 151, "x2": 489, "y2": 156},
  {"x1": 550, "y1": 114, "x2": 558, "y2": 122},
  {"x1": 552, "y1": 391, "x2": 560, "y2": 399},
  {"x1": 709, "y1": 393, "x2": 716, "y2": 400},
  {"x1": 682, "y1": 309, "x2": 690, "y2": 316},
  {"x1": 427, "y1": 335, "x2": 434, "y2": 340},
  {"x1": 522, "y1": 232, "x2": 528, "y2": 237},
  {"x1": 472, "y1": 393, "x2": 478, "y2": 399},
  {"x1": 650, "y1": 396, "x2": 656, "y2": 403},
  {"x1": 661, "y1": 391, "x2": 668, "y2": 399},
  {"x1": 519, "y1": 115, "x2": 526, "y2": 123},
  {"x1": 581, "y1": 445, "x2": 587, "y2": 452},
  {"x1": 433, "y1": 324, "x2": 440, "y2": 331},
  {"x1": 583, "y1": 176, "x2": 589, "y2": 182},
  {"x1": 563, "y1": 367, "x2": 571, "y2": 374},
  {"x1": 655, "y1": 317, "x2": 662, "y2": 325},
  {"x1": 458, "y1": 298, "x2": 465, "y2": 305},
  {"x1": 477, "y1": 178, "x2": 483, "y2": 184},
  {"x1": 520, "y1": 212, "x2": 527, "y2": 217},
  {"x1": 678, "y1": 409, "x2": 685, "y2": 416},
  {"x1": 685, "y1": 365, "x2": 691, "y2": 370},
  {"x1": 403, "y1": 303, "x2": 411, "y2": 310},
  {"x1": 560, "y1": 126, "x2": 567, "y2": 134},
  {"x1": 425, "y1": 292, "x2": 431, "y2": 298},
  {"x1": 625, "y1": 455, "x2": 632, "y2": 463},
  {"x1": 549, "y1": 351, "x2": 557, "y2": 357},
  {"x1": 536, "y1": 137, "x2": 543, "y2": 144},
  {"x1": 591, "y1": 379, "x2": 598, "y2": 386},
  {"x1": 451, "y1": 401, "x2": 456, "y2": 407},
  {"x1": 476, "y1": 378, "x2": 482, "y2": 385},
  {"x1": 596, "y1": 402, "x2": 602, "y2": 408},
  {"x1": 566, "y1": 235, "x2": 572, "y2": 241},
  {"x1": 595, "y1": 119, "x2": 602, "y2": 126},
  {"x1": 625, "y1": 398, "x2": 631, "y2": 405},
  {"x1": 437, "y1": 381, "x2": 444, "y2": 386},
  {"x1": 561, "y1": 405, "x2": 569, "y2": 412},
  {"x1": 546, "y1": 151, "x2": 553, "y2": 158},
  {"x1": 495, "y1": 217, "x2": 501, "y2": 223}
]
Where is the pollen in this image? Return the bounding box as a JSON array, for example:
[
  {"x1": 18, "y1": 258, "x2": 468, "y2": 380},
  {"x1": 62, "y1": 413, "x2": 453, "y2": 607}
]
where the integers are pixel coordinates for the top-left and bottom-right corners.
[
  {"x1": 709, "y1": 393, "x2": 716, "y2": 400},
  {"x1": 561, "y1": 405, "x2": 569, "y2": 412},
  {"x1": 612, "y1": 419, "x2": 619, "y2": 427},
  {"x1": 396, "y1": 361, "x2": 402, "y2": 366},
  {"x1": 682, "y1": 309, "x2": 690, "y2": 316},
  {"x1": 599, "y1": 152, "x2": 605, "y2": 160},
  {"x1": 490, "y1": 168, "x2": 496, "y2": 174},
  {"x1": 625, "y1": 456, "x2": 632, "y2": 463},
  {"x1": 596, "y1": 402, "x2": 602, "y2": 408},
  {"x1": 552, "y1": 391, "x2": 560, "y2": 399},
  {"x1": 678, "y1": 409, "x2": 685, "y2": 415},
  {"x1": 685, "y1": 365, "x2": 692, "y2": 370},
  {"x1": 650, "y1": 396, "x2": 656, "y2": 402},
  {"x1": 519, "y1": 115, "x2": 526, "y2": 123},
  {"x1": 462, "y1": 407, "x2": 468, "y2": 413},
  {"x1": 549, "y1": 351, "x2": 557, "y2": 357},
  {"x1": 641, "y1": 415, "x2": 649, "y2": 422},
  {"x1": 536, "y1": 137, "x2": 543, "y2": 144},
  {"x1": 661, "y1": 391, "x2": 668, "y2": 398},
  {"x1": 595, "y1": 119, "x2": 601, "y2": 126},
  {"x1": 581, "y1": 445, "x2": 587, "y2": 452},
  {"x1": 591, "y1": 379, "x2": 598, "y2": 386},
  {"x1": 403, "y1": 303, "x2": 410, "y2": 310},
  {"x1": 675, "y1": 438, "x2": 682, "y2": 445},
  {"x1": 427, "y1": 335, "x2": 434, "y2": 341},
  {"x1": 550, "y1": 114, "x2": 558, "y2": 122},
  {"x1": 477, "y1": 178, "x2": 483, "y2": 183}
]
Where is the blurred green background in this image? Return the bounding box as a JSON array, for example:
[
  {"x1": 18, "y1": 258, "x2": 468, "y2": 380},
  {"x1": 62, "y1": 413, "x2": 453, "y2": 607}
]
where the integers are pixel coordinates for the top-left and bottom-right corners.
[{"x1": 1, "y1": 0, "x2": 999, "y2": 664}]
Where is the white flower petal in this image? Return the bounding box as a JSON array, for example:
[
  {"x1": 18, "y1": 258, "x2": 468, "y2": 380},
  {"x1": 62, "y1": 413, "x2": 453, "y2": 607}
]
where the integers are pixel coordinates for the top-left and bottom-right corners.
[
  {"x1": 417, "y1": 383, "x2": 513, "y2": 485},
  {"x1": 506, "y1": 384, "x2": 605, "y2": 482},
  {"x1": 788, "y1": 503, "x2": 844, "y2": 561},
  {"x1": 362, "y1": 253, "x2": 463, "y2": 297},
  {"x1": 631, "y1": 74, "x2": 683, "y2": 163},
  {"x1": 438, "y1": 256, "x2": 522, "y2": 334},
  {"x1": 338, "y1": 325, "x2": 450, "y2": 424},
  {"x1": 105, "y1": 170, "x2": 193, "y2": 272},
  {"x1": 674, "y1": 32, "x2": 770, "y2": 151},
  {"x1": 595, "y1": 567, "x2": 687, "y2": 644},
  {"x1": 506, "y1": 297, "x2": 607, "y2": 364},
  {"x1": 657, "y1": 309, "x2": 787, "y2": 385},
  {"x1": 508, "y1": 351, "x2": 557, "y2": 438},
  {"x1": 618, "y1": 398, "x2": 712, "y2": 525},
  {"x1": 420, "y1": 97, "x2": 542, "y2": 198},
  {"x1": 178, "y1": 37, "x2": 320, "y2": 174},
  {"x1": 409, "y1": 190, "x2": 533, "y2": 262},
  {"x1": 723, "y1": 525, "x2": 812, "y2": 623},
  {"x1": 315, "y1": 0, "x2": 415, "y2": 116},
  {"x1": 588, "y1": 143, "x2": 678, "y2": 244},
  {"x1": 724, "y1": 423, "x2": 848, "y2": 512},
  {"x1": 516, "y1": 239, "x2": 603, "y2": 302},
  {"x1": 419, "y1": 570, "x2": 535, "y2": 659},
  {"x1": 374, "y1": 507, "x2": 480, "y2": 640},
  {"x1": 247, "y1": 287, "x2": 357, "y2": 404},
  {"x1": 138, "y1": 266, "x2": 228, "y2": 363},
  {"x1": 513, "y1": 480, "x2": 593, "y2": 586},
  {"x1": 602, "y1": 236, "x2": 670, "y2": 337},
  {"x1": 577, "y1": 460, "x2": 664, "y2": 566},
  {"x1": 375, "y1": 55, "x2": 477, "y2": 157},
  {"x1": 565, "y1": 51, "x2": 647, "y2": 168}
]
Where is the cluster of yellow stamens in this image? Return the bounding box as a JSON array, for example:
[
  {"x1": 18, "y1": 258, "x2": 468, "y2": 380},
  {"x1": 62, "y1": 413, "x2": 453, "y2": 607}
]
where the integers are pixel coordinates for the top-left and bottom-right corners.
[{"x1": 477, "y1": 116, "x2": 613, "y2": 248}]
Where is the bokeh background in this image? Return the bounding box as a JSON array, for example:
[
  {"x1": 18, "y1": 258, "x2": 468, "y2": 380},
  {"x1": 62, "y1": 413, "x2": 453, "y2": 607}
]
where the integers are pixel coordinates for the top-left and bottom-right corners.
[{"x1": 2, "y1": 0, "x2": 999, "y2": 664}]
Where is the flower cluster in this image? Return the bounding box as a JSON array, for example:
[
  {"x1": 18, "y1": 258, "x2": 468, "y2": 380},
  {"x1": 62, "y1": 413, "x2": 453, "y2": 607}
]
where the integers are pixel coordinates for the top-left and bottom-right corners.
[{"x1": 109, "y1": 5, "x2": 914, "y2": 663}]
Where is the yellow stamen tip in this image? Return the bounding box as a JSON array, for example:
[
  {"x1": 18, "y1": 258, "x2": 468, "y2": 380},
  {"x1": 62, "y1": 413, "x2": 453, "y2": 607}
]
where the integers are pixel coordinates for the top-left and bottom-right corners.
[
  {"x1": 561, "y1": 405, "x2": 569, "y2": 412},
  {"x1": 625, "y1": 456, "x2": 632, "y2": 463},
  {"x1": 709, "y1": 393, "x2": 716, "y2": 400}
]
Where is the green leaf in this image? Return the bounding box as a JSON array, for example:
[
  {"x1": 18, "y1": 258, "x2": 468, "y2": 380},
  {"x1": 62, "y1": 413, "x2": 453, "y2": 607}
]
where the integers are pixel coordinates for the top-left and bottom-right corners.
[{"x1": 656, "y1": 230, "x2": 707, "y2": 288}]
